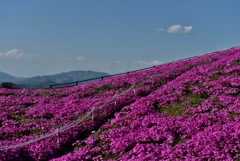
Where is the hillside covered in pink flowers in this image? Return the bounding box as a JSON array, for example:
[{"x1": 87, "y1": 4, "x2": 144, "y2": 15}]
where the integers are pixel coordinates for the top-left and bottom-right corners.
[{"x1": 0, "y1": 47, "x2": 240, "y2": 160}]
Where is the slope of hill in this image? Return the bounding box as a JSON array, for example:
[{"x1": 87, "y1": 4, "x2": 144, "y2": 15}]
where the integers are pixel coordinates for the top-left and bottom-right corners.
[
  {"x1": 0, "y1": 70, "x2": 109, "y2": 89},
  {"x1": 17, "y1": 70, "x2": 109, "y2": 89},
  {"x1": 0, "y1": 71, "x2": 23, "y2": 83},
  {"x1": 0, "y1": 47, "x2": 240, "y2": 160}
]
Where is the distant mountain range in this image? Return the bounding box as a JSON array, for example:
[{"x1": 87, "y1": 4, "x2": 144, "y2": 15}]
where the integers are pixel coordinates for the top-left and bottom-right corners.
[
  {"x1": 0, "y1": 71, "x2": 109, "y2": 89},
  {"x1": 0, "y1": 71, "x2": 24, "y2": 82}
]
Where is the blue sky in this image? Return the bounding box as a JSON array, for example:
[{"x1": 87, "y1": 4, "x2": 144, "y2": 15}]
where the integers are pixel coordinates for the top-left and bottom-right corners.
[{"x1": 0, "y1": 0, "x2": 240, "y2": 77}]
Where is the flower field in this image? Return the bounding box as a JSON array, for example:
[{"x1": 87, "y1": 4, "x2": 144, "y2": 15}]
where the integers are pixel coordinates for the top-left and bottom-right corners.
[{"x1": 0, "y1": 47, "x2": 240, "y2": 160}]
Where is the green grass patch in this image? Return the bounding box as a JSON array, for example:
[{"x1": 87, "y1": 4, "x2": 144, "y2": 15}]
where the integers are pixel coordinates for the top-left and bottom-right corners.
[
  {"x1": 159, "y1": 103, "x2": 187, "y2": 116},
  {"x1": 9, "y1": 114, "x2": 30, "y2": 124},
  {"x1": 188, "y1": 93, "x2": 208, "y2": 106},
  {"x1": 43, "y1": 113, "x2": 54, "y2": 120},
  {"x1": 95, "y1": 83, "x2": 132, "y2": 93},
  {"x1": 102, "y1": 153, "x2": 120, "y2": 160},
  {"x1": 95, "y1": 84, "x2": 119, "y2": 93},
  {"x1": 20, "y1": 128, "x2": 43, "y2": 137},
  {"x1": 171, "y1": 138, "x2": 189, "y2": 146},
  {"x1": 183, "y1": 85, "x2": 192, "y2": 95},
  {"x1": 158, "y1": 92, "x2": 208, "y2": 116},
  {"x1": 183, "y1": 87, "x2": 209, "y2": 105},
  {"x1": 231, "y1": 59, "x2": 240, "y2": 66},
  {"x1": 170, "y1": 132, "x2": 190, "y2": 146},
  {"x1": 194, "y1": 152, "x2": 199, "y2": 157},
  {"x1": 70, "y1": 113, "x2": 83, "y2": 121},
  {"x1": 229, "y1": 111, "x2": 239, "y2": 118},
  {"x1": 231, "y1": 147, "x2": 240, "y2": 159},
  {"x1": 210, "y1": 74, "x2": 225, "y2": 81},
  {"x1": 211, "y1": 66, "x2": 224, "y2": 71}
]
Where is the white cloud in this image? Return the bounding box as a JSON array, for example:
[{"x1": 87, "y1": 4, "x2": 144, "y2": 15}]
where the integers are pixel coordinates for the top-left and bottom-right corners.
[
  {"x1": 167, "y1": 24, "x2": 193, "y2": 34},
  {"x1": 0, "y1": 49, "x2": 23, "y2": 58},
  {"x1": 135, "y1": 60, "x2": 162, "y2": 66},
  {"x1": 74, "y1": 58, "x2": 163, "y2": 74},
  {"x1": 0, "y1": 49, "x2": 36, "y2": 60},
  {"x1": 183, "y1": 26, "x2": 193, "y2": 33},
  {"x1": 167, "y1": 25, "x2": 182, "y2": 33},
  {"x1": 156, "y1": 24, "x2": 193, "y2": 34},
  {"x1": 156, "y1": 27, "x2": 164, "y2": 32},
  {"x1": 76, "y1": 56, "x2": 85, "y2": 61}
]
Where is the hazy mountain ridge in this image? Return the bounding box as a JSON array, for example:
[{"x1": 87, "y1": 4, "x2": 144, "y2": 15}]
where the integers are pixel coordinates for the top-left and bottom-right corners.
[
  {"x1": 0, "y1": 71, "x2": 24, "y2": 82},
  {"x1": 0, "y1": 70, "x2": 109, "y2": 89}
]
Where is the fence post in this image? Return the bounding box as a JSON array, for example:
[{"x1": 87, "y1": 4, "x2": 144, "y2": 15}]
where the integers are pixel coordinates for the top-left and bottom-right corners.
[
  {"x1": 133, "y1": 86, "x2": 136, "y2": 95},
  {"x1": 56, "y1": 128, "x2": 60, "y2": 144},
  {"x1": 92, "y1": 109, "x2": 94, "y2": 122},
  {"x1": 50, "y1": 85, "x2": 53, "y2": 88},
  {"x1": 76, "y1": 81, "x2": 78, "y2": 85},
  {"x1": 114, "y1": 94, "x2": 118, "y2": 107},
  {"x1": 115, "y1": 97, "x2": 117, "y2": 107}
]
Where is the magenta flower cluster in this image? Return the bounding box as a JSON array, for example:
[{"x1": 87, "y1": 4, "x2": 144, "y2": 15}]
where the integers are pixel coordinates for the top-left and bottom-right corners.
[{"x1": 0, "y1": 48, "x2": 240, "y2": 160}]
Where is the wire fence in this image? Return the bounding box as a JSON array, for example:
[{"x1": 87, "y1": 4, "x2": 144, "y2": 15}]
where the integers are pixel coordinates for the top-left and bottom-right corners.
[
  {"x1": 49, "y1": 66, "x2": 155, "y2": 88},
  {"x1": 49, "y1": 46, "x2": 240, "y2": 89},
  {"x1": 0, "y1": 47, "x2": 238, "y2": 151}
]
